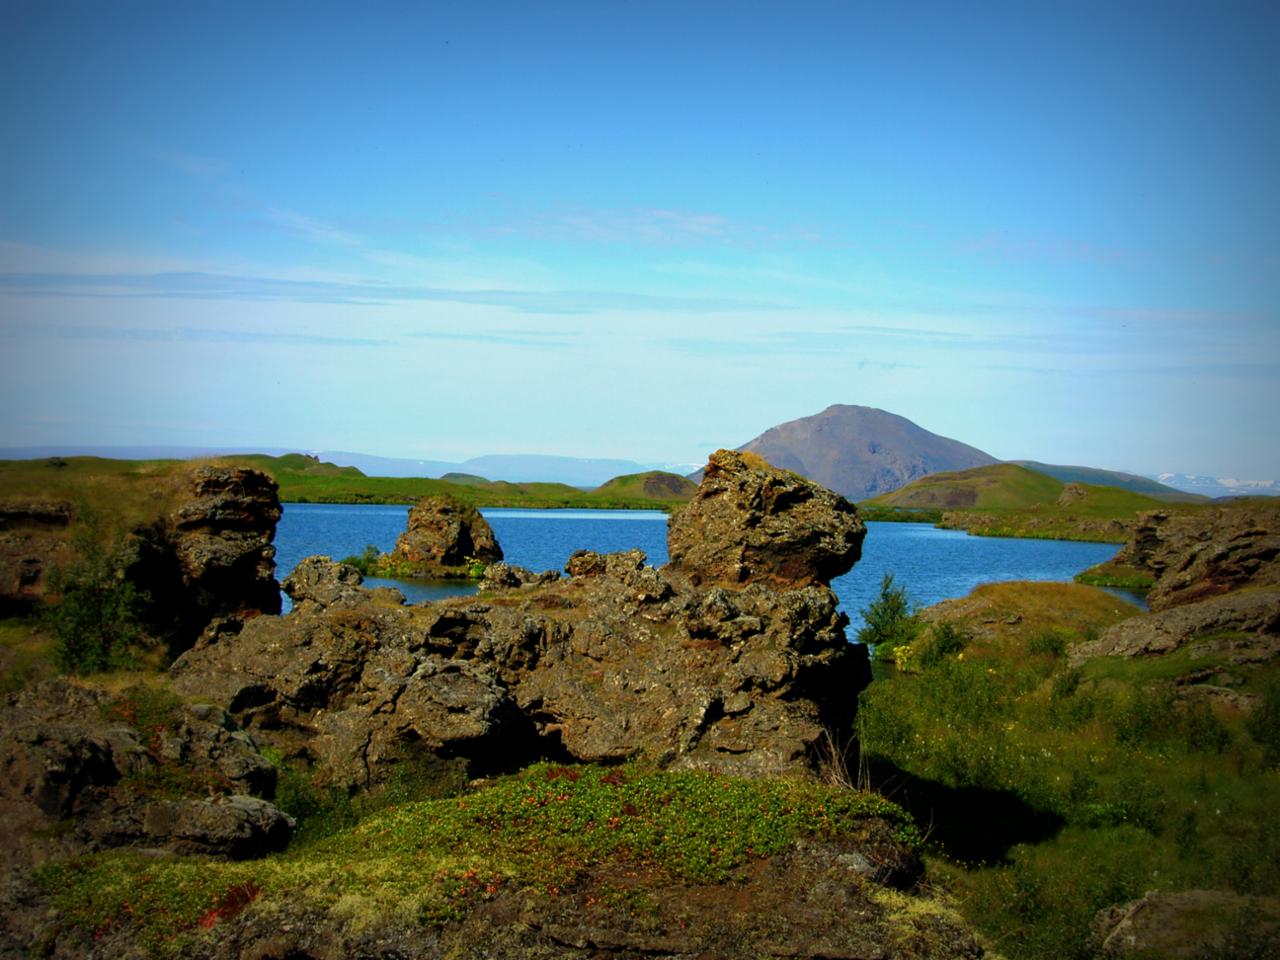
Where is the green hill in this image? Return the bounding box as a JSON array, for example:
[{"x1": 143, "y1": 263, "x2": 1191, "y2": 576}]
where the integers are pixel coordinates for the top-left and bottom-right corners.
[
  {"x1": 866, "y1": 463, "x2": 1063, "y2": 511},
  {"x1": 586, "y1": 471, "x2": 698, "y2": 507},
  {"x1": 1015, "y1": 460, "x2": 1207, "y2": 503},
  {"x1": 861, "y1": 463, "x2": 1198, "y2": 541},
  {"x1": 0, "y1": 454, "x2": 694, "y2": 512}
]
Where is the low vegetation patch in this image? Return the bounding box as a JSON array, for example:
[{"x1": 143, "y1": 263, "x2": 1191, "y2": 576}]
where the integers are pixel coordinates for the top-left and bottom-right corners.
[
  {"x1": 36, "y1": 762, "x2": 916, "y2": 956},
  {"x1": 856, "y1": 580, "x2": 1280, "y2": 959}
]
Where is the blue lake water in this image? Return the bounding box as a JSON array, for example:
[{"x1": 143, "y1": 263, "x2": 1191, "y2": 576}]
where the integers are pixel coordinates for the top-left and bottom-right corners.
[{"x1": 273, "y1": 503, "x2": 1128, "y2": 630}]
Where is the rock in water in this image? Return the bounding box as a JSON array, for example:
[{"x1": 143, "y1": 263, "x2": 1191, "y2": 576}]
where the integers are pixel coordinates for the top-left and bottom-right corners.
[
  {"x1": 389, "y1": 495, "x2": 503, "y2": 574},
  {"x1": 666, "y1": 449, "x2": 866, "y2": 588}
]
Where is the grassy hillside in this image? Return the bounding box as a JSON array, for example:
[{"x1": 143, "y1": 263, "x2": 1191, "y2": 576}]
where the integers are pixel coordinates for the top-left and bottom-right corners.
[
  {"x1": 1016, "y1": 460, "x2": 1208, "y2": 503},
  {"x1": 862, "y1": 463, "x2": 1194, "y2": 542},
  {"x1": 857, "y1": 580, "x2": 1280, "y2": 958},
  {"x1": 866, "y1": 463, "x2": 1063, "y2": 511},
  {"x1": 585, "y1": 471, "x2": 698, "y2": 506},
  {"x1": 0, "y1": 455, "x2": 695, "y2": 512}
]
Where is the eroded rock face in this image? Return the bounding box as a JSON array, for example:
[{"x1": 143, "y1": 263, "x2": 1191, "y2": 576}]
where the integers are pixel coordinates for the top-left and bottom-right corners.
[
  {"x1": 666, "y1": 449, "x2": 866, "y2": 589},
  {"x1": 0, "y1": 466, "x2": 282, "y2": 651},
  {"x1": 1071, "y1": 588, "x2": 1280, "y2": 666},
  {"x1": 1074, "y1": 504, "x2": 1280, "y2": 674},
  {"x1": 1118, "y1": 503, "x2": 1280, "y2": 611},
  {"x1": 164, "y1": 466, "x2": 283, "y2": 620},
  {"x1": 0, "y1": 499, "x2": 75, "y2": 610},
  {"x1": 390, "y1": 495, "x2": 503, "y2": 573},
  {"x1": 0, "y1": 679, "x2": 290, "y2": 870}
]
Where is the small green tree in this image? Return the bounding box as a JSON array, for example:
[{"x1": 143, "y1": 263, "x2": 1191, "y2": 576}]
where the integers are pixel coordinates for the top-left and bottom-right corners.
[
  {"x1": 856, "y1": 573, "x2": 920, "y2": 660},
  {"x1": 45, "y1": 538, "x2": 147, "y2": 674}
]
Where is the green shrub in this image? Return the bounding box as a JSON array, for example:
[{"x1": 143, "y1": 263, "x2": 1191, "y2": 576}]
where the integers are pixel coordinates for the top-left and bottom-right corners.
[
  {"x1": 339, "y1": 544, "x2": 381, "y2": 576},
  {"x1": 858, "y1": 574, "x2": 920, "y2": 660},
  {"x1": 44, "y1": 538, "x2": 148, "y2": 674},
  {"x1": 1027, "y1": 627, "x2": 1068, "y2": 658}
]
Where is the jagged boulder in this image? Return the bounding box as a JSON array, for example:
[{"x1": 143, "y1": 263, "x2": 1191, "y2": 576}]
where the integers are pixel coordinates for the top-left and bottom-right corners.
[
  {"x1": 0, "y1": 680, "x2": 290, "y2": 870},
  {"x1": 1117, "y1": 503, "x2": 1280, "y2": 611},
  {"x1": 478, "y1": 560, "x2": 561, "y2": 591},
  {"x1": 163, "y1": 466, "x2": 283, "y2": 618},
  {"x1": 282, "y1": 554, "x2": 369, "y2": 608},
  {"x1": 666, "y1": 449, "x2": 866, "y2": 589}
]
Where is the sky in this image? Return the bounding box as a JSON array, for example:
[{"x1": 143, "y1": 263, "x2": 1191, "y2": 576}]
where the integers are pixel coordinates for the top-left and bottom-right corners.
[{"x1": 1, "y1": 1, "x2": 1277, "y2": 478}]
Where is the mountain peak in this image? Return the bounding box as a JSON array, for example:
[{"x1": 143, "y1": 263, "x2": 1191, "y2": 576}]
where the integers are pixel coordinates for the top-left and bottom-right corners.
[{"x1": 736, "y1": 406, "x2": 997, "y2": 500}]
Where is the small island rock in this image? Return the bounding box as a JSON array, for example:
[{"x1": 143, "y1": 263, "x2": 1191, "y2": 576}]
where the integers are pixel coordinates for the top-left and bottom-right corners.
[{"x1": 388, "y1": 495, "x2": 503, "y2": 575}]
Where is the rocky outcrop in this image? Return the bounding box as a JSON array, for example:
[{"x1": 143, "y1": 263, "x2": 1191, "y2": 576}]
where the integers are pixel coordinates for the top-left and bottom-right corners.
[
  {"x1": 0, "y1": 465, "x2": 282, "y2": 651},
  {"x1": 1116, "y1": 503, "x2": 1280, "y2": 611},
  {"x1": 131, "y1": 466, "x2": 282, "y2": 644},
  {"x1": 0, "y1": 679, "x2": 291, "y2": 870},
  {"x1": 0, "y1": 499, "x2": 75, "y2": 610},
  {"x1": 667, "y1": 449, "x2": 865, "y2": 589},
  {"x1": 167, "y1": 466, "x2": 283, "y2": 616},
  {"x1": 386, "y1": 495, "x2": 502, "y2": 576},
  {"x1": 173, "y1": 551, "x2": 866, "y2": 787},
  {"x1": 1070, "y1": 587, "x2": 1280, "y2": 666},
  {"x1": 1072, "y1": 504, "x2": 1280, "y2": 673},
  {"x1": 172, "y1": 454, "x2": 871, "y2": 787},
  {"x1": 1091, "y1": 889, "x2": 1280, "y2": 958}
]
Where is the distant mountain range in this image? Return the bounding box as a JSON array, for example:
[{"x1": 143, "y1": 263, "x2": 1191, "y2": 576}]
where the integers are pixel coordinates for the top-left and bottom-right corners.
[
  {"x1": 5, "y1": 432, "x2": 1273, "y2": 501},
  {"x1": 1153, "y1": 473, "x2": 1280, "y2": 500},
  {"x1": 729, "y1": 405, "x2": 998, "y2": 500}
]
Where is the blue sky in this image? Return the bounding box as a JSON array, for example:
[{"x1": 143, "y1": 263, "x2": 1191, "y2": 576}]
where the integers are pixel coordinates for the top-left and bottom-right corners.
[{"x1": 2, "y1": 1, "x2": 1277, "y2": 477}]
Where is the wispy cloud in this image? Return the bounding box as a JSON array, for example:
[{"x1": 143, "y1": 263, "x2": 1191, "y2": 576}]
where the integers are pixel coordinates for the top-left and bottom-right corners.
[
  {"x1": 0, "y1": 270, "x2": 767, "y2": 314},
  {"x1": 258, "y1": 207, "x2": 363, "y2": 246},
  {"x1": 154, "y1": 150, "x2": 228, "y2": 180},
  {"x1": 0, "y1": 322, "x2": 389, "y2": 348},
  {"x1": 665, "y1": 329, "x2": 922, "y2": 367},
  {"x1": 406, "y1": 330, "x2": 576, "y2": 349},
  {"x1": 427, "y1": 205, "x2": 829, "y2": 249},
  {"x1": 959, "y1": 229, "x2": 1132, "y2": 265}
]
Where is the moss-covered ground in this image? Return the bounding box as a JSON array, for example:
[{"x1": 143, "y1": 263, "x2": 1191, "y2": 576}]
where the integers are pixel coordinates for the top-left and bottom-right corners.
[
  {"x1": 35, "y1": 762, "x2": 917, "y2": 957},
  {"x1": 856, "y1": 581, "x2": 1280, "y2": 959}
]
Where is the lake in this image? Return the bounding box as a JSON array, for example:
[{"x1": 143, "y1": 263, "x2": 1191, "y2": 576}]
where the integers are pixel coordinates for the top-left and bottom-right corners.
[{"x1": 273, "y1": 503, "x2": 1127, "y2": 630}]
